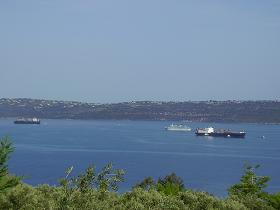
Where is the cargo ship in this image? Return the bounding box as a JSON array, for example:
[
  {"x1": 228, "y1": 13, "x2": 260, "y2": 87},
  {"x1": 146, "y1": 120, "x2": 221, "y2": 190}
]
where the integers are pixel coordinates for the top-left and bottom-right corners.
[
  {"x1": 14, "y1": 117, "x2": 40, "y2": 124},
  {"x1": 195, "y1": 127, "x2": 245, "y2": 138}
]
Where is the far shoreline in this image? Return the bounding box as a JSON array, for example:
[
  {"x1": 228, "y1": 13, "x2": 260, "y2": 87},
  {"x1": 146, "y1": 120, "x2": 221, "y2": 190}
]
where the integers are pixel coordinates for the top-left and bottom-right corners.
[{"x1": 1, "y1": 117, "x2": 279, "y2": 125}]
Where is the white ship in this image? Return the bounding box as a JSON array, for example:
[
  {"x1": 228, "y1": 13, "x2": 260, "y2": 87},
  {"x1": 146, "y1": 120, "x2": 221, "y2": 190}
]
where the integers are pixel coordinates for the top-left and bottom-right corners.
[{"x1": 165, "y1": 124, "x2": 191, "y2": 131}]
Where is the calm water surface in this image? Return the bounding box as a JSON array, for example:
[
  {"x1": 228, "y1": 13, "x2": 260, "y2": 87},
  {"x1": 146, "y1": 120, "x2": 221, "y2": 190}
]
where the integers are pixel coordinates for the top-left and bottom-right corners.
[{"x1": 0, "y1": 119, "x2": 279, "y2": 196}]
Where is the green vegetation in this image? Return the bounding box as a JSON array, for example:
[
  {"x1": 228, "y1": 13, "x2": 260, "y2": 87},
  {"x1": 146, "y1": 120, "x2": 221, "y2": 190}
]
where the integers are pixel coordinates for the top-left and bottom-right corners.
[
  {"x1": 133, "y1": 173, "x2": 185, "y2": 196},
  {"x1": 0, "y1": 136, "x2": 21, "y2": 193},
  {"x1": 0, "y1": 136, "x2": 280, "y2": 210}
]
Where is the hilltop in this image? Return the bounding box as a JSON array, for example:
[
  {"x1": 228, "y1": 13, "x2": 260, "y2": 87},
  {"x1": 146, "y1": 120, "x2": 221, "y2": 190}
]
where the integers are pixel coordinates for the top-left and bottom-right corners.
[{"x1": 0, "y1": 98, "x2": 280, "y2": 123}]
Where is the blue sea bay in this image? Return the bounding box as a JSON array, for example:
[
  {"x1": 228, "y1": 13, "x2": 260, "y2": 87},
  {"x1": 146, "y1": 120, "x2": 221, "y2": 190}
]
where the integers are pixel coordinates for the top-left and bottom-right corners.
[{"x1": 0, "y1": 119, "x2": 279, "y2": 196}]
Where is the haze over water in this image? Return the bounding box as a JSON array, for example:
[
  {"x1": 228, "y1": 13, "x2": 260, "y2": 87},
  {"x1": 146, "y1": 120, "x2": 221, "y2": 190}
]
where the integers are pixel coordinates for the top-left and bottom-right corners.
[{"x1": 1, "y1": 119, "x2": 279, "y2": 196}]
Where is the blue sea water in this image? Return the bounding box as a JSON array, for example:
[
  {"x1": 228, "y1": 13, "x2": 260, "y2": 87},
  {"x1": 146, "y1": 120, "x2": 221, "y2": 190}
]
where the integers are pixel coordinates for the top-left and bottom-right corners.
[{"x1": 0, "y1": 119, "x2": 279, "y2": 197}]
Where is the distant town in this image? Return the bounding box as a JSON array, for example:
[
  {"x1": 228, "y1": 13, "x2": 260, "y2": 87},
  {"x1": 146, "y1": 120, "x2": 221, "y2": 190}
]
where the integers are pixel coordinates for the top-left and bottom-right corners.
[{"x1": 0, "y1": 98, "x2": 280, "y2": 123}]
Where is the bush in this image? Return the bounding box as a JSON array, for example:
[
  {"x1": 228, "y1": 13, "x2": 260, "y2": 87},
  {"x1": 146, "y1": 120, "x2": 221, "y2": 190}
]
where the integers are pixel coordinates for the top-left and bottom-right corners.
[{"x1": 178, "y1": 190, "x2": 247, "y2": 210}]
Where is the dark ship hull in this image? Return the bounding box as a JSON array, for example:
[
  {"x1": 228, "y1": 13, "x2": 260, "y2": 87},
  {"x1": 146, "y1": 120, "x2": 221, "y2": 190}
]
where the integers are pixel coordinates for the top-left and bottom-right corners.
[{"x1": 195, "y1": 132, "x2": 245, "y2": 138}]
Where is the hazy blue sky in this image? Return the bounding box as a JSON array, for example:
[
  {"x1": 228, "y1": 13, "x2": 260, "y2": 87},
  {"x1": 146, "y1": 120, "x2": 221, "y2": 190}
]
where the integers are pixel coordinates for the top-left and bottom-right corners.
[{"x1": 1, "y1": 0, "x2": 280, "y2": 103}]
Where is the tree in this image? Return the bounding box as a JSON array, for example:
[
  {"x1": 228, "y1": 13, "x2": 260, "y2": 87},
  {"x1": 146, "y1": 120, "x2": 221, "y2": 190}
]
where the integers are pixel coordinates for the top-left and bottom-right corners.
[
  {"x1": 134, "y1": 173, "x2": 185, "y2": 196},
  {"x1": 268, "y1": 192, "x2": 280, "y2": 209},
  {"x1": 59, "y1": 162, "x2": 125, "y2": 193},
  {"x1": 228, "y1": 164, "x2": 270, "y2": 198},
  {"x1": 133, "y1": 177, "x2": 156, "y2": 190},
  {"x1": 158, "y1": 172, "x2": 185, "y2": 190},
  {"x1": 58, "y1": 163, "x2": 125, "y2": 208},
  {"x1": 0, "y1": 136, "x2": 21, "y2": 193}
]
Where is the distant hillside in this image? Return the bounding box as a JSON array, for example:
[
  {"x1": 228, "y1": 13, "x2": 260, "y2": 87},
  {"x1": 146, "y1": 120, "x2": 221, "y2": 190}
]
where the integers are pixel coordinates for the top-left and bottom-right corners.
[{"x1": 0, "y1": 98, "x2": 280, "y2": 123}]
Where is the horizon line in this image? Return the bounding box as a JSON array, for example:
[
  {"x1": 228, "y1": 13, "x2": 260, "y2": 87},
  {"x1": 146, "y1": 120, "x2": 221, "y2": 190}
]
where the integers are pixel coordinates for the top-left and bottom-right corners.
[{"x1": 1, "y1": 97, "x2": 280, "y2": 104}]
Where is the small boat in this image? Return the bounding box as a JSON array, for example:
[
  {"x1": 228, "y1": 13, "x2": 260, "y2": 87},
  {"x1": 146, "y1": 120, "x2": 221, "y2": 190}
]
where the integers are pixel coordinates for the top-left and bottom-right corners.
[
  {"x1": 165, "y1": 124, "x2": 191, "y2": 131},
  {"x1": 195, "y1": 127, "x2": 245, "y2": 138},
  {"x1": 14, "y1": 117, "x2": 40, "y2": 124}
]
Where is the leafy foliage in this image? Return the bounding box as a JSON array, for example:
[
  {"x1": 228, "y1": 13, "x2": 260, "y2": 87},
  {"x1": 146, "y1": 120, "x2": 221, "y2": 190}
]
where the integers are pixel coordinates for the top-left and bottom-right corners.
[
  {"x1": 0, "y1": 136, "x2": 21, "y2": 193},
  {"x1": 60, "y1": 163, "x2": 125, "y2": 193},
  {"x1": 134, "y1": 173, "x2": 185, "y2": 195},
  {"x1": 133, "y1": 176, "x2": 156, "y2": 190},
  {"x1": 267, "y1": 192, "x2": 280, "y2": 209},
  {"x1": 0, "y1": 184, "x2": 250, "y2": 210},
  {"x1": 157, "y1": 172, "x2": 185, "y2": 195},
  {"x1": 228, "y1": 164, "x2": 278, "y2": 210},
  {"x1": 158, "y1": 172, "x2": 185, "y2": 190},
  {"x1": 229, "y1": 164, "x2": 270, "y2": 197},
  {"x1": 57, "y1": 162, "x2": 125, "y2": 208}
]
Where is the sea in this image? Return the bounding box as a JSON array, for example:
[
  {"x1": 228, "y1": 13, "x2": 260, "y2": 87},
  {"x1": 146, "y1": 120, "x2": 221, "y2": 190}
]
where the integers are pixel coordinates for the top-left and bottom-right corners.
[{"x1": 0, "y1": 118, "x2": 279, "y2": 197}]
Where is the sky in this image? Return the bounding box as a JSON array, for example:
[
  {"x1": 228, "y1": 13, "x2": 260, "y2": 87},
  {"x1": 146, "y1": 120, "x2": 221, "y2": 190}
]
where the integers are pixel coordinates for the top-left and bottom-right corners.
[{"x1": 1, "y1": 0, "x2": 280, "y2": 103}]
